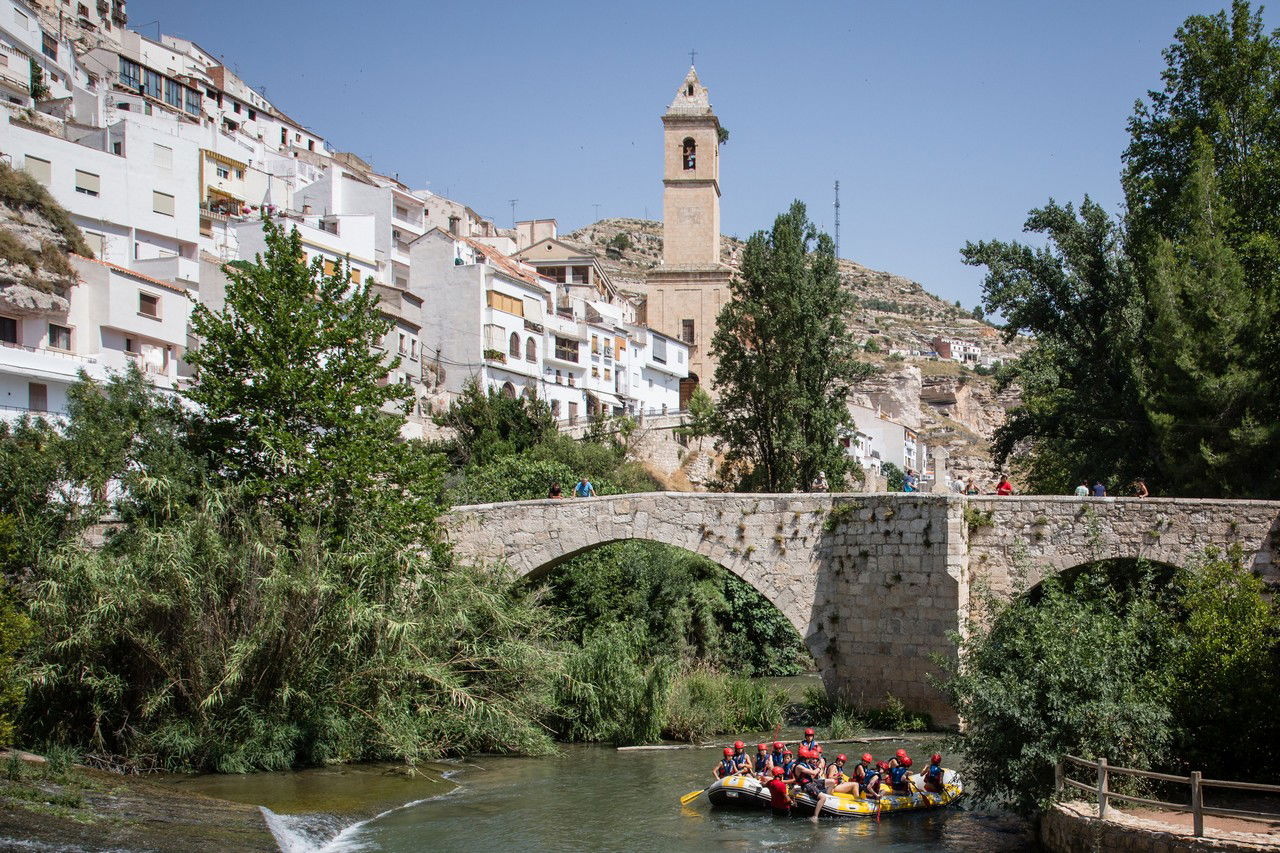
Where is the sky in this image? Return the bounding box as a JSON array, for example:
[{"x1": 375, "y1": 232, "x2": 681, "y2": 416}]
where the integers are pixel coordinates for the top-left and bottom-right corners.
[{"x1": 129, "y1": 0, "x2": 1275, "y2": 308}]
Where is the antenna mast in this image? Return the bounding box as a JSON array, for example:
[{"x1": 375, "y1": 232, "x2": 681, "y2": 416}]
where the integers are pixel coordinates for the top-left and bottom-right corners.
[{"x1": 833, "y1": 179, "x2": 841, "y2": 260}]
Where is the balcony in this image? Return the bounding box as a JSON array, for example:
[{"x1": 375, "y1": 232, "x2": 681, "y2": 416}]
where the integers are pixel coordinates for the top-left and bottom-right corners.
[
  {"x1": 131, "y1": 255, "x2": 199, "y2": 285},
  {"x1": 0, "y1": 342, "x2": 102, "y2": 384},
  {"x1": 0, "y1": 402, "x2": 67, "y2": 426}
]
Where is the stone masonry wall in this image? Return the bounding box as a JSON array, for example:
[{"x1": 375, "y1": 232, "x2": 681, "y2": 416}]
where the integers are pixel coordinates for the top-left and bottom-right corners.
[{"x1": 442, "y1": 493, "x2": 1280, "y2": 726}]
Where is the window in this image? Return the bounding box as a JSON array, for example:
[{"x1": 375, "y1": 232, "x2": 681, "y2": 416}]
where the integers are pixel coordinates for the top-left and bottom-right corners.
[
  {"x1": 143, "y1": 68, "x2": 162, "y2": 99},
  {"x1": 234, "y1": 169, "x2": 244, "y2": 179},
  {"x1": 152, "y1": 190, "x2": 174, "y2": 216},
  {"x1": 0, "y1": 315, "x2": 16, "y2": 344},
  {"x1": 554, "y1": 369, "x2": 562, "y2": 384},
  {"x1": 500, "y1": 382, "x2": 516, "y2": 399},
  {"x1": 48, "y1": 323, "x2": 71, "y2": 350},
  {"x1": 13, "y1": 9, "x2": 27, "y2": 28},
  {"x1": 604, "y1": 367, "x2": 611, "y2": 381},
  {"x1": 184, "y1": 87, "x2": 200, "y2": 115},
  {"x1": 554, "y1": 336, "x2": 579, "y2": 363},
  {"x1": 153, "y1": 143, "x2": 172, "y2": 169},
  {"x1": 591, "y1": 335, "x2": 599, "y2": 355},
  {"x1": 118, "y1": 56, "x2": 140, "y2": 90},
  {"x1": 23, "y1": 156, "x2": 51, "y2": 186},
  {"x1": 82, "y1": 231, "x2": 104, "y2": 256},
  {"x1": 247, "y1": 108, "x2": 256, "y2": 120},
  {"x1": 592, "y1": 366, "x2": 599, "y2": 378},
  {"x1": 410, "y1": 340, "x2": 417, "y2": 359},
  {"x1": 551, "y1": 399, "x2": 560, "y2": 418},
  {"x1": 232, "y1": 101, "x2": 240, "y2": 113},
  {"x1": 508, "y1": 331, "x2": 520, "y2": 358},
  {"x1": 486, "y1": 290, "x2": 524, "y2": 317},
  {"x1": 77, "y1": 3, "x2": 88, "y2": 16},
  {"x1": 138, "y1": 292, "x2": 159, "y2": 318},
  {"x1": 652, "y1": 336, "x2": 667, "y2": 364},
  {"x1": 164, "y1": 78, "x2": 182, "y2": 109},
  {"x1": 681, "y1": 319, "x2": 695, "y2": 344},
  {"x1": 525, "y1": 337, "x2": 536, "y2": 362},
  {"x1": 41, "y1": 32, "x2": 57, "y2": 60},
  {"x1": 216, "y1": 164, "x2": 230, "y2": 179},
  {"x1": 682, "y1": 137, "x2": 696, "y2": 170},
  {"x1": 74, "y1": 170, "x2": 100, "y2": 196},
  {"x1": 28, "y1": 382, "x2": 47, "y2": 412},
  {"x1": 678, "y1": 349, "x2": 685, "y2": 364},
  {"x1": 398, "y1": 333, "x2": 407, "y2": 355}
]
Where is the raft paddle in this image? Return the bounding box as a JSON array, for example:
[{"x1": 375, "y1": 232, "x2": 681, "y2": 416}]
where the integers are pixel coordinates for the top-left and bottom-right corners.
[{"x1": 680, "y1": 787, "x2": 707, "y2": 805}]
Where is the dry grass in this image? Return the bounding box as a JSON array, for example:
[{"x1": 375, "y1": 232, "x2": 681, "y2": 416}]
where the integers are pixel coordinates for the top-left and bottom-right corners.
[{"x1": 0, "y1": 162, "x2": 92, "y2": 258}]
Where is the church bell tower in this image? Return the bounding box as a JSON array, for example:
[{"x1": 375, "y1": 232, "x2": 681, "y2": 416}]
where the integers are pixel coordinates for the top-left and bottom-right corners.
[{"x1": 646, "y1": 65, "x2": 733, "y2": 401}]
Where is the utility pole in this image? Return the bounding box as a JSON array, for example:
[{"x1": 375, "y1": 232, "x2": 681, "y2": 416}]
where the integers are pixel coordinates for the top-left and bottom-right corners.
[
  {"x1": 833, "y1": 179, "x2": 841, "y2": 261},
  {"x1": 508, "y1": 199, "x2": 518, "y2": 228},
  {"x1": 593, "y1": 203, "x2": 601, "y2": 221}
]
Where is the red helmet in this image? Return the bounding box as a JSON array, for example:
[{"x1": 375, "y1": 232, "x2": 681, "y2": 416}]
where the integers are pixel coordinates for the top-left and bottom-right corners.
[
  {"x1": 773, "y1": 741, "x2": 784, "y2": 750},
  {"x1": 861, "y1": 753, "x2": 873, "y2": 764},
  {"x1": 896, "y1": 749, "x2": 907, "y2": 759},
  {"x1": 804, "y1": 728, "x2": 815, "y2": 736},
  {"x1": 772, "y1": 766, "x2": 784, "y2": 776},
  {"x1": 837, "y1": 754, "x2": 847, "y2": 763},
  {"x1": 734, "y1": 740, "x2": 745, "y2": 750},
  {"x1": 783, "y1": 749, "x2": 793, "y2": 756},
  {"x1": 931, "y1": 753, "x2": 942, "y2": 765},
  {"x1": 723, "y1": 747, "x2": 733, "y2": 756},
  {"x1": 757, "y1": 743, "x2": 767, "y2": 751},
  {"x1": 877, "y1": 761, "x2": 889, "y2": 771},
  {"x1": 903, "y1": 757, "x2": 913, "y2": 768}
]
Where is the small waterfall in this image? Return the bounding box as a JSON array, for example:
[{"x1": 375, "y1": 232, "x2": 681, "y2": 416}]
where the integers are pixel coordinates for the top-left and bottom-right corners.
[
  {"x1": 260, "y1": 767, "x2": 464, "y2": 852},
  {"x1": 260, "y1": 807, "x2": 359, "y2": 852}
]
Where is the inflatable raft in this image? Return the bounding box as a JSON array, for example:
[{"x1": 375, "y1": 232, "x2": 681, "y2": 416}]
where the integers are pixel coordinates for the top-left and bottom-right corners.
[{"x1": 706, "y1": 769, "x2": 964, "y2": 818}]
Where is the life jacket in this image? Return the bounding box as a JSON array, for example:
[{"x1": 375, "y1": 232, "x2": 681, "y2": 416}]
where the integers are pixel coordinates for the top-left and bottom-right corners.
[
  {"x1": 925, "y1": 763, "x2": 944, "y2": 784},
  {"x1": 827, "y1": 762, "x2": 846, "y2": 781},
  {"x1": 862, "y1": 770, "x2": 882, "y2": 795},
  {"x1": 732, "y1": 753, "x2": 750, "y2": 771},
  {"x1": 889, "y1": 765, "x2": 909, "y2": 787},
  {"x1": 783, "y1": 759, "x2": 798, "y2": 778},
  {"x1": 718, "y1": 758, "x2": 736, "y2": 778},
  {"x1": 771, "y1": 750, "x2": 786, "y2": 768},
  {"x1": 800, "y1": 738, "x2": 818, "y2": 755},
  {"x1": 853, "y1": 762, "x2": 870, "y2": 781},
  {"x1": 754, "y1": 753, "x2": 770, "y2": 773},
  {"x1": 794, "y1": 760, "x2": 817, "y2": 783}
]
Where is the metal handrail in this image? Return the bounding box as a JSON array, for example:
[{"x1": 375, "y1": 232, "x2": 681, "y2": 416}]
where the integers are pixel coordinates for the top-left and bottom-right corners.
[{"x1": 1056, "y1": 755, "x2": 1280, "y2": 837}]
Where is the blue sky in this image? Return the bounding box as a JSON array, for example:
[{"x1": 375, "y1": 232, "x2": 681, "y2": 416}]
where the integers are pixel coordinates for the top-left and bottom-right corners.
[{"x1": 130, "y1": 0, "x2": 1275, "y2": 307}]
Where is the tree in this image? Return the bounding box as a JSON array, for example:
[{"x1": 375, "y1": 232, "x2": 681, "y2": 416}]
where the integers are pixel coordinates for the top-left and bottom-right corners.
[
  {"x1": 433, "y1": 379, "x2": 554, "y2": 467},
  {"x1": 28, "y1": 60, "x2": 48, "y2": 101},
  {"x1": 962, "y1": 199, "x2": 1152, "y2": 493},
  {"x1": 185, "y1": 218, "x2": 431, "y2": 533},
  {"x1": 710, "y1": 201, "x2": 870, "y2": 492}
]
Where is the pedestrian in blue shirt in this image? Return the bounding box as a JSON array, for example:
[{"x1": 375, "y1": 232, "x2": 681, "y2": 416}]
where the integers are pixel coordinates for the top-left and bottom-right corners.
[
  {"x1": 1092, "y1": 480, "x2": 1106, "y2": 497},
  {"x1": 573, "y1": 476, "x2": 596, "y2": 498}
]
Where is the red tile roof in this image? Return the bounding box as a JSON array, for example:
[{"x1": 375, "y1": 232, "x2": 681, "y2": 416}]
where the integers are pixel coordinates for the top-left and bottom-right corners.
[{"x1": 462, "y1": 238, "x2": 552, "y2": 291}]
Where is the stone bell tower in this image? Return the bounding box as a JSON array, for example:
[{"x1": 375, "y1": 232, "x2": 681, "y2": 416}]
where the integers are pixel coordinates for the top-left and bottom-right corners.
[{"x1": 646, "y1": 66, "x2": 733, "y2": 402}]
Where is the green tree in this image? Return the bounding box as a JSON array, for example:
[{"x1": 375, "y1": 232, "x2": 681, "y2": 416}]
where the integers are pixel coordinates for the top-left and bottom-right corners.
[
  {"x1": 433, "y1": 379, "x2": 554, "y2": 467},
  {"x1": 185, "y1": 218, "x2": 431, "y2": 535},
  {"x1": 880, "y1": 461, "x2": 905, "y2": 492},
  {"x1": 676, "y1": 386, "x2": 715, "y2": 441},
  {"x1": 28, "y1": 60, "x2": 48, "y2": 101},
  {"x1": 962, "y1": 200, "x2": 1152, "y2": 493},
  {"x1": 710, "y1": 201, "x2": 870, "y2": 492}
]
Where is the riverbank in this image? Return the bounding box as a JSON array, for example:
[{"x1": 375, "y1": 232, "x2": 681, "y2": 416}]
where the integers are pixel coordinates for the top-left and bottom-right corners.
[{"x1": 0, "y1": 753, "x2": 274, "y2": 851}]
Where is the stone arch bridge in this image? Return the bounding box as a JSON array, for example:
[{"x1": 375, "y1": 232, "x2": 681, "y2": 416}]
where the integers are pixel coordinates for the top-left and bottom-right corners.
[{"x1": 442, "y1": 493, "x2": 1280, "y2": 725}]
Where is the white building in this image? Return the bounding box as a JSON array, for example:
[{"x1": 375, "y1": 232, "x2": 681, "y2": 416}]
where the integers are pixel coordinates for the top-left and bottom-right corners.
[
  {"x1": 847, "y1": 402, "x2": 929, "y2": 480},
  {"x1": 0, "y1": 254, "x2": 191, "y2": 422},
  {"x1": 232, "y1": 211, "x2": 378, "y2": 291},
  {"x1": 2, "y1": 109, "x2": 202, "y2": 283}
]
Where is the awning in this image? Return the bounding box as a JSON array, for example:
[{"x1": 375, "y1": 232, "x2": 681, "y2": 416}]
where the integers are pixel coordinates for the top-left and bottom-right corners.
[
  {"x1": 588, "y1": 390, "x2": 625, "y2": 411},
  {"x1": 206, "y1": 186, "x2": 244, "y2": 204}
]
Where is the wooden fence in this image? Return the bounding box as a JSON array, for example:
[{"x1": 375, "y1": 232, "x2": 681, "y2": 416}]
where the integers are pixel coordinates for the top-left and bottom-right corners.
[{"x1": 1056, "y1": 755, "x2": 1280, "y2": 837}]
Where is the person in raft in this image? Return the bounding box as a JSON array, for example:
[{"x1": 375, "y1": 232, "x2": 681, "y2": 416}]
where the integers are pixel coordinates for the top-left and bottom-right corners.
[
  {"x1": 780, "y1": 748, "x2": 797, "y2": 782},
  {"x1": 811, "y1": 745, "x2": 827, "y2": 777},
  {"x1": 768, "y1": 741, "x2": 786, "y2": 775},
  {"x1": 730, "y1": 740, "x2": 750, "y2": 773},
  {"x1": 798, "y1": 728, "x2": 819, "y2": 759},
  {"x1": 861, "y1": 762, "x2": 888, "y2": 799},
  {"x1": 766, "y1": 766, "x2": 791, "y2": 817},
  {"x1": 889, "y1": 756, "x2": 913, "y2": 794},
  {"x1": 753, "y1": 743, "x2": 771, "y2": 777},
  {"x1": 793, "y1": 753, "x2": 826, "y2": 805},
  {"x1": 922, "y1": 753, "x2": 946, "y2": 793},
  {"x1": 714, "y1": 747, "x2": 740, "y2": 779},
  {"x1": 810, "y1": 753, "x2": 854, "y2": 820},
  {"x1": 850, "y1": 752, "x2": 875, "y2": 796}
]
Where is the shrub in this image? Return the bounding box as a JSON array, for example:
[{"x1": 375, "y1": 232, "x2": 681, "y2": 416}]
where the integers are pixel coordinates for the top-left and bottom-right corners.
[
  {"x1": 0, "y1": 163, "x2": 91, "y2": 257},
  {"x1": 0, "y1": 578, "x2": 31, "y2": 746}
]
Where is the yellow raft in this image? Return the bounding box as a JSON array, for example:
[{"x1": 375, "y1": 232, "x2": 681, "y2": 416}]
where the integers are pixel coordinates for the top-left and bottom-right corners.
[{"x1": 706, "y1": 769, "x2": 964, "y2": 818}]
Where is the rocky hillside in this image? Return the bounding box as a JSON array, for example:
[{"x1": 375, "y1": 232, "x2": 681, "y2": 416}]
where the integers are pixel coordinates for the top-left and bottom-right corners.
[
  {"x1": 0, "y1": 163, "x2": 91, "y2": 315},
  {"x1": 564, "y1": 218, "x2": 1025, "y2": 485}
]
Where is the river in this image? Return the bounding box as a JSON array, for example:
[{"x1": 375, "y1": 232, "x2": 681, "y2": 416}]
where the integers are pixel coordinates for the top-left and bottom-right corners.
[{"x1": 170, "y1": 731, "x2": 1037, "y2": 852}]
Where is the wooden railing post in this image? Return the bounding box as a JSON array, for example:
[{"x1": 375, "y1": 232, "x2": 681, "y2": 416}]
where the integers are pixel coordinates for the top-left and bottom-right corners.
[
  {"x1": 1190, "y1": 770, "x2": 1203, "y2": 837},
  {"x1": 1097, "y1": 757, "x2": 1108, "y2": 819},
  {"x1": 1055, "y1": 758, "x2": 1064, "y2": 795}
]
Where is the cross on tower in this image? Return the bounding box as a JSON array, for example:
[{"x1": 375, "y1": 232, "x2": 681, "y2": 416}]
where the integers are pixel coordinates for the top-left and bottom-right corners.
[{"x1": 689, "y1": 48, "x2": 697, "y2": 66}]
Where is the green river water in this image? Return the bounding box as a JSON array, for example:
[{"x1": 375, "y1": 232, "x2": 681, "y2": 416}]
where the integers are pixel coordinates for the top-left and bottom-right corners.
[{"x1": 170, "y1": 732, "x2": 1036, "y2": 851}]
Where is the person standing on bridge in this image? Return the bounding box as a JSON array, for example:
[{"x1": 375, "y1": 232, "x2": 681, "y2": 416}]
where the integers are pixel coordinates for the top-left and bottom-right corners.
[
  {"x1": 996, "y1": 475, "x2": 1013, "y2": 496},
  {"x1": 1092, "y1": 480, "x2": 1107, "y2": 497},
  {"x1": 1133, "y1": 478, "x2": 1149, "y2": 498},
  {"x1": 573, "y1": 476, "x2": 596, "y2": 498}
]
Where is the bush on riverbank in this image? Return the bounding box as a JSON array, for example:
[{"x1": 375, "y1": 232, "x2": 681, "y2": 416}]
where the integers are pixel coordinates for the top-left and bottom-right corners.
[{"x1": 942, "y1": 552, "x2": 1280, "y2": 816}]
